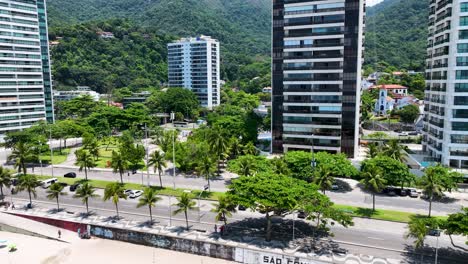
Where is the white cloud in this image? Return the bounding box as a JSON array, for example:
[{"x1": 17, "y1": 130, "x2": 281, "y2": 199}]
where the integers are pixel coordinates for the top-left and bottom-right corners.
[{"x1": 367, "y1": 0, "x2": 384, "y2": 6}]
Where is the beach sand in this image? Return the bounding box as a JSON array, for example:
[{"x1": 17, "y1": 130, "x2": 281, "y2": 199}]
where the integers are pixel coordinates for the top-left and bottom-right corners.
[{"x1": 0, "y1": 231, "x2": 235, "y2": 264}]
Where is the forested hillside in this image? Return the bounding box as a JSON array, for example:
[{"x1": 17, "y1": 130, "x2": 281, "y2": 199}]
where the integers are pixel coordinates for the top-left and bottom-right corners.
[{"x1": 365, "y1": 0, "x2": 428, "y2": 71}]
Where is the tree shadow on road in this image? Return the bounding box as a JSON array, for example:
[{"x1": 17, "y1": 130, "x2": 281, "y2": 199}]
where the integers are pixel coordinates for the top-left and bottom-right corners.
[
  {"x1": 331, "y1": 179, "x2": 353, "y2": 193},
  {"x1": 402, "y1": 244, "x2": 468, "y2": 264}
]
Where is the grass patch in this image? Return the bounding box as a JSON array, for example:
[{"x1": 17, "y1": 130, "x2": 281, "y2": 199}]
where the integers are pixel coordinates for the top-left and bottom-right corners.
[
  {"x1": 40, "y1": 148, "x2": 71, "y2": 165},
  {"x1": 333, "y1": 204, "x2": 447, "y2": 223},
  {"x1": 35, "y1": 175, "x2": 222, "y2": 201}
]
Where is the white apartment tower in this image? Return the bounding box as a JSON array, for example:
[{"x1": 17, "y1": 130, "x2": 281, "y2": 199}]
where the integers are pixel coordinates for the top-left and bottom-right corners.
[
  {"x1": 424, "y1": 0, "x2": 468, "y2": 168},
  {"x1": 167, "y1": 36, "x2": 221, "y2": 109},
  {"x1": 0, "y1": 0, "x2": 53, "y2": 141}
]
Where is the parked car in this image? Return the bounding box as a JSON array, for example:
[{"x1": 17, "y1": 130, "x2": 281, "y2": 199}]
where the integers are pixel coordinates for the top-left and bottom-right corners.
[
  {"x1": 129, "y1": 190, "x2": 143, "y2": 199},
  {"x1": 69, "y1": 183, "x2": 81, "y2": 192},
  {"x1": 41, "y1": 178, "x2": 58, "y2": 189},
  {"x1": 64, "y1": 172, "x2": 77, "y2": 178},
  {"x1": 395, "y1": 188, "x2": 407, "y2": 196},
  {"x1": 408, "y1": 132, "x2": 419, "y2": 136},
  {"x1": 384, "y1": 187, "x2": 397, "y2": 196},
  {"x1": 11, "y1": 178, "x2": 18, "y2": 186},
  {"x1": 124, "y1": 189, "x2": 133, "y2": 196},
  {"x1": 58, "y1": 182, "x2": 68, "y2": 188},
  {"x1": 331, "y1": 184, "x2": 339, "y2": 191},
  {"x1": 297, "y1": 211, "x2": 307, "y2": 219},
  {"x1": 408, "y1": 189, "x2": 419, "y2": 198},
  {"x1": 238, "y1": 205, "x2": 247, "y2": 211}
]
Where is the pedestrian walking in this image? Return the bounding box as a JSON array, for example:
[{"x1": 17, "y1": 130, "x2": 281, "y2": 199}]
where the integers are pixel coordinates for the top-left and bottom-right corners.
[
  {"x1": 214, "y1": 224, "x2": 218, "y2": 233},
  {"x1": 58, "y1": 230, "x2": 61, "y2": 239},
  {"x1": 220, "y1": 225, "x2": 225, "y2": 235}
]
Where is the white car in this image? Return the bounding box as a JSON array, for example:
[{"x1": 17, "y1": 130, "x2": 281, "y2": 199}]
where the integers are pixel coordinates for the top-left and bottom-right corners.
[{"x1": 128, "y1": 190, "x2": 143, "y2": 199}]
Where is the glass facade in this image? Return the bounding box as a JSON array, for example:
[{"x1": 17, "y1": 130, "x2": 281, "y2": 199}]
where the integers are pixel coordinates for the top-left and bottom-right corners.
[{"x1": 272, "y1": 0, "x2": 364, "y2": 157}]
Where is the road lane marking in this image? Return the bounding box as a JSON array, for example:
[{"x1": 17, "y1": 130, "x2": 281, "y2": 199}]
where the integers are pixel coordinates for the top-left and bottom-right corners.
[{"x1": 367, "y1": 237, "x2": 385, "y2": 241}]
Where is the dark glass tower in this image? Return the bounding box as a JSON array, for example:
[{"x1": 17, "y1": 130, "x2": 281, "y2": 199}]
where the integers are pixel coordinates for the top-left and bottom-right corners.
[{"x1": 272, "y1": 0, "x2": 365, "y2": 158}]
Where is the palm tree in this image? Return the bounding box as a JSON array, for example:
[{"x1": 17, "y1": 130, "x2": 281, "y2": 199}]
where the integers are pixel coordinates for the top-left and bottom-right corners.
[
  {"x1": 16, "y1": 174, "x2": 40, "y2": 207},
  {"x1": 8, "y1": 141, "x2": 35, "y2": 175},
  {"x1": 0, "y1": 166, "x2": 12, "y2": 201},
  {"x1": 111, "y1": 150, "x2": 129, "y2": 184},
  {"x1": 383, "y1": 140, "x2": 407, "y2": 162},
  {"x1": 421, "y1": 166, "x2": 445, "y2": 217},
  {"x1": 360, "y1": 163, "x2": 387, "y2": 211},
  {"x1": 148, "y1": 150, "x2": 167, "y2": 188},
  {"x1": 173, "y1": 192, "x2": 197, "y2": 230},
  {"x1": 87, "y1": 140, "x2": 100, "y2": 161},
  {"x1": 137, "y1": 187, "x2": 161, "y2": 223},
  {"x1": 405, "y1": 216, "x2": 439, "y2": 250},
  {"x1": 211, "y1": 195, "x2": 236, "y2": 226},
  {"x1": 103, "y1": 182, "x2": 127, "y2": 217},
  {"x1": 229, "y1": 137, "x2": 243, "y2": 159},
  {"x1": 238, "y1": 157, "x2": 256, "y2": 176},
  {"x1": 242, "y1": 142, "x2": 257, "y2": 156},
  {"x1": 208, "y1": 128, "x2": 230, "y2": 175},
  {"x1": 46, "y1": 183, "x2": 67, "y2": 211},
  {"x1": 74, "y1": 183, "x2": 99, "y2": 214},
  {"x1": 75, "y1": 149, "x2": 96, "y2": 180},
  {"x1": 366, "y1": 142, "x2": 381, "y2": 158},
  {"x1": 195, "y1": 156, "x2": 216, "y2": 191},
  {"x1": 270, "y1": 157, "x2": 290, "y2": 176},
  {"x1": 314, "y1": 164, "x2": 334, "y2": 194}
]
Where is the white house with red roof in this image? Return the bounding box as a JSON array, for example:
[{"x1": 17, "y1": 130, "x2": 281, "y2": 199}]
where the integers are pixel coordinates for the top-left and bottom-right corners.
[{"x1": 371, "y1": 84, "x2": 409, "y2": 115}]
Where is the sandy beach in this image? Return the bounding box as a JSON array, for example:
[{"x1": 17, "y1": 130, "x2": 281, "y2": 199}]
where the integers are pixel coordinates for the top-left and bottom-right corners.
[{"x1": 0, "y1": 231, "x2": 235, "y2": 264}]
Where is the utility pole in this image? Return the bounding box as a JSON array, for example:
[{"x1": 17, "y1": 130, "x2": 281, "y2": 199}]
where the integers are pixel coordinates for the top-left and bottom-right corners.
[
  {"x1": 49, "y1": 127, "x2": 54, "y2": 178},
  {"x1": 145, "y1": 123, "x2": 150, "y2": 187},
  {"x1": 171, "y1": 112, "x2": 176, "y2": 190},
  {"x1": 39, "y1": 141, "x2": 43, "y2": 177}
]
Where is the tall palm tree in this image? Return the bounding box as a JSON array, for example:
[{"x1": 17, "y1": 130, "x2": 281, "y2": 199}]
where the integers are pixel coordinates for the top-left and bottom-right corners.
[
  {"x1": 46, "y1": 183, "x2": 67, "y2": 211},
  {"x1": 366, "y1": 142, "x2": 381, "y2": 158},
  {"x1": 103, "y1": 182, "x2": 127, "y2": 217},
  {"x1": 211, "y1": 195, "x2": 236, "y2": 226},
  {"x1": 405, "y1": 217, "x2": 439, "y2": 250},
  {"x1": 238, "y1": 157, "x2": 256, "y2": 176},
  {"x1": 16, "y1": 174, "x2": 40, "y2": 207},
  {"x1": 195, "y1": 156, "x2": 216, "y2": 191},
  {"x1": 137, "y1": 187, "x2": 161, "y2": 223},
  {"x1": 74, "y1": 183, "x2": 99, "y2": 214},
  {"x1": 270, "y1": 157, "x2": 290, "y2": 176},
  {"x1": 8, "y1": 141, "x2": 35, "y2": 175},
  {"x1": 173, "y1": 192, "x2": 197, "y2": 230},
  {"x1": 421, "y1": 166, "x2": 445, "y2": 217},
  {"x1": 86, "y1": 140, "x2": 100, "y2": 161},
  {"x1": 360, "y1": 164, "x2": 387, "y2": 211},
  {"x1": 314, "y1": 164, "x2": 334, "y2": 194},
  {"x1": 229, "y1": 137, "x2": 243, "y2": 159},
  {"x1": 148, "y1": 150, "x2": 167, "y2": 188},
  {"x1": 75, "y1": 149, "x2": 96, "y2": 180},
  {"x1": 111, "y1": 150, "x2": 129, "y2": 184},
  {"x1": 383, "y1": 140, "x2": 407, "y2": 162},
  {"x1": 0, "y1": 166, "x2": 12, "y2": 201},
  {"x1": 208, "y1": 128, "x2": 230, "y2": 175}
]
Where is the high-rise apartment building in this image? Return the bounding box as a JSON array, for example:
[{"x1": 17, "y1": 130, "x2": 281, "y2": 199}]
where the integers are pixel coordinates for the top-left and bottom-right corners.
[
  {"x1": 424, "y1": 0, "x2": 468, "y2": 168},
  {"x1": 167, "y1": 36, "x2": 220, "y2": 109},
  {"x1": 272, "y1": 0, "x2": 365, "y2": 158},
  {"x1": 0, "y1": 0, "x2": 54, "y2": 141}
]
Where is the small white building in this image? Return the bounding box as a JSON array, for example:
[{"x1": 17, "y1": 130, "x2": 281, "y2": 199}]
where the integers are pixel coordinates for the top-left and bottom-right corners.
[
  {"x1": 372, "y1": 84, "x2": 408, "y2": 115},
  {"x1": 54, "y1": 86, "x2": 100, "y2": 102}
]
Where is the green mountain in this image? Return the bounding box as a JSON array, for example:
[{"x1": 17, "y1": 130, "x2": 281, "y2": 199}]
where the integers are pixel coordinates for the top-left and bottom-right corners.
[{"x1": 365, "y1": 0, "x2": 428, "y2": 70}]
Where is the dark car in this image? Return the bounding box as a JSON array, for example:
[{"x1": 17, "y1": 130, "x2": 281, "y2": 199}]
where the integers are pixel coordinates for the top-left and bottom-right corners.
[
  {"x1": 11, "y1": 178, "x2": 18, "y2": 186},
  {"x1": 64, "y1": 172, "x2": 77, "y2": 178},
  {"x1": 238, "y1": 205, "x2": 247, "y2": 211},
  {"x1": 395, "y1": 188, "x2": 407, "y2": 196},
  {"x1": 297, "y1": 211, "x2": 307, "y2": 219},
  {"x1": 69, "y1": 183, "x2": 81, "y2": 192}
]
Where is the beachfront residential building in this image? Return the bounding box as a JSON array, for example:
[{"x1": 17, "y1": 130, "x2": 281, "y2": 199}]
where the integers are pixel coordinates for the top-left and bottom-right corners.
[
  {"x1": 0, "y1": 0, "x2": 54, "y2": 142},
  {"x1": 424, "y1": 0, "x2": 468, "y2": 168},
  {"x1": 53, "y1": 86, "x2": 100, "y2": 102},
  {"x1": 271, "y1": 0, "x2": 365, "y2": 158},
  {"x1": 167, "y1": 36, "x2": 220, "y2": 109}
]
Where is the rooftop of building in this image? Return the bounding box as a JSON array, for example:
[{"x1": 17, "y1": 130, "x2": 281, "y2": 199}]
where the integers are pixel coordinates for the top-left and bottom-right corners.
[
  {"x1": 169, "y1": 35, "x2": 218, "y2": 44},
  {"x1": 371, "y1": 84, "x2": 408, "y2": 90}
]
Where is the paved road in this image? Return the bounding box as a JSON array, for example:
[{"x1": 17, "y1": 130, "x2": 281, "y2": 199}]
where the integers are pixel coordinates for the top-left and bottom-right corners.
[
  {"x1": 21, "y1": 165, "x2": 468, "y2": 216},
  {"x1": 4, "y1": 189, "x2": 467, "y2": 263}
]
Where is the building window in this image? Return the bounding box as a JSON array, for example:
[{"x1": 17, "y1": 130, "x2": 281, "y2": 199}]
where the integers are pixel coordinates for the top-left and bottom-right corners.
[
  {"x1": 457, "y1": 56, "x2": 468, "y2": 66},
  {"x1": 455, "y1": 83, "x2": 468, "y2": 92},
  {"x1": 456, "y1": 70, "x2": 468, "y2": 79},
  {"x1": 462, "y1": 3, "x2": 468, "y2": 12},
  {"x1": 452, "y1": 122, "x2": 468, "y2": 131},
  {"x1": 454, "y1": 96, "x2": 468, "y2": 105},
  {"x1": 460, "y1": 30, "x2": 468, "y2": 39},
  {"x1": 462, "y1": 16, "x2": 468, "y2": 26}
]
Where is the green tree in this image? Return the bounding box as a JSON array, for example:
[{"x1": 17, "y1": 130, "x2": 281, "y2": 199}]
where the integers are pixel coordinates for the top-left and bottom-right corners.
[
  {"x1": 75, "y1": 149, "x2": 96, "y2": 180},
  {"x1": 148, "y1": 150, "x2": 167, "y2": 188},
  {"x1": 242, "y1": 142, "x2": 257, "y2": 156},
  {"x1": 137, "y1": 187, "x2": 162, "y2": 223},
  {"x1": 270, "y1": 157, "x2": 290, "y2": 176},
  {"x1": 0, "y1": 166, "x2": 12, "y2": 201},
  {"x1": 421, "y1": 165, "x2": 461, "y2": 217},
  {"x1": 360, "y1": 163, "x2": 387, "y2": 211},
  {"x1": 103, "y1": 182, "x2": 127, "y2": 217},
  {"x1": 16, "y1": 174, "x2": 40, "y2": 206},
  {"x1": 211, "y1": 195, "x2": 237, "y2": 226},
  {"x1": 111, "y1": 150, "x2": 129, "y2": 184},
  {"x1": 46, "y1": 183, "x2": 67, "y2": 211},
  {"x1": 314, "y1": 163, "x2": 334, "y2": 194},
  {"x1": 360, "y1": 156, "x2": 411, "y2": 187},
  {"x1": 208, "y1": 128, "x2": 230, "y2": 175},
  {"x1": 8, "y1": 141, "x2": 37, "y2": 175},
  {"x1": 398, "y1": 104, "x2": 420, "y2": 124},
  {"x1": 366, "y1": 142, "x2": 382, "y2": 158},
  {"x1": 196, "y1": 155, "x2": 217, "y2": 191},
  {"x1": 73, "y1": 182, "x2": 99, "y2": 214},
  {"x1": 442, "y1": 208, "x2": 468, "y2": 249},
  {"x1": 405, "y1": 216, "x2": 440, "y2": 249},
  {"x1": 173, "y1": 192, "x2": 197, "y2": 230},
  {"x1": 383, "y1": 139, "x2": 407, "y2": 162}
]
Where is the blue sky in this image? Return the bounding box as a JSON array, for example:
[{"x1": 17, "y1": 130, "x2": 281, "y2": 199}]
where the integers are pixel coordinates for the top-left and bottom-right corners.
[{"x1": 368, "y1": 0, "x2": 384, "y2": 6}]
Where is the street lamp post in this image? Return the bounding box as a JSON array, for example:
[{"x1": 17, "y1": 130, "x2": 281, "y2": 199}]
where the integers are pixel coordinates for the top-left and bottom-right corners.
[
  {"x1": 171, "y1": 112, "x2": 176, "y2": 190},
  {"x1": 292, "y1": 211, "x2": 296, "y2": 241},
  {"x1": 169, "y1": 195, "x2": 172, "y2": 226},
  {"x1": 311, "y1": 134, "x2": 316, "y2": 171},
  {"x1": 39, "y1": 141, "x2": 43, "y2": 177},
  {"x1": 49, "y1": 127, "x2": 54, "y2": 178},
  {"x1": 144, "y1": 123, "x2": 150, "y2": 187},
  {"x1": 435, "y1": 230, "x2": 440, "y2": 264}
]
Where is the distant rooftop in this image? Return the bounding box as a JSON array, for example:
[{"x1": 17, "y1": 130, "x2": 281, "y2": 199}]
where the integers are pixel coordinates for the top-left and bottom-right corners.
[
  {"x1": 171, "y1": 35, "x2": 218, "y2": 44},
  {"x1": 371, "y1": 84, "x2": 408, "y2": 90}
]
